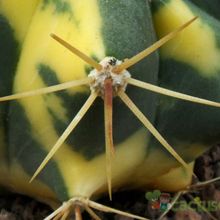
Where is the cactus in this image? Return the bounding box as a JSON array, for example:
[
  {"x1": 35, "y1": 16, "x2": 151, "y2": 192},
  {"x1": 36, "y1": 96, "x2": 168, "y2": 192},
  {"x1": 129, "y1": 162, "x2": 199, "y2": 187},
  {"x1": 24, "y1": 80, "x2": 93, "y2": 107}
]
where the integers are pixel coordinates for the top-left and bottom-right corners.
[{"x1": 0, "y1": 0, "x2": 220, "y2": 219}]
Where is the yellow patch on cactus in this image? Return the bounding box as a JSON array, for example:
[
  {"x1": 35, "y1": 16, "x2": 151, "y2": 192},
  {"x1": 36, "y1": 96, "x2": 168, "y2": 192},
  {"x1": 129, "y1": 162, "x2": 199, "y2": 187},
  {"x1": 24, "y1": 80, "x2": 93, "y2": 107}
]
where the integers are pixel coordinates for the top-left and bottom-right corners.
[
  {"x1": 148, "y1": 162, "x2": 194, "y2": 192},
  {"x1": 61, "y1": 129, "x2": 149, "y2": 198},
  {"x1": 153, "y1": 0, "x2": 220, "y2": 76},
  {"x1": 44, "y1": 94, "x2": 68, "y2": 122},
  {"x1": 0, "y1": 0, "x2": 40, "y2": 42},
  {"x1": 0, "y1": 163, "x2": 58, "y2": 206},
  {"x1": 13, "y1": 0, "x2": 105, "y2": 153}
]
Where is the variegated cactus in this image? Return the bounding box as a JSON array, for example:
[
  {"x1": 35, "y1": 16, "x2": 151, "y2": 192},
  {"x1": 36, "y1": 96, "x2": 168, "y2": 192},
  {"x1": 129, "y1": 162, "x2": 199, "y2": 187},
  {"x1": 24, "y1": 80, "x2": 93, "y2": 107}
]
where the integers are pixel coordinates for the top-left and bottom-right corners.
[{"x1": 0, "y1": 0, "x2": 220, "y2": 219}]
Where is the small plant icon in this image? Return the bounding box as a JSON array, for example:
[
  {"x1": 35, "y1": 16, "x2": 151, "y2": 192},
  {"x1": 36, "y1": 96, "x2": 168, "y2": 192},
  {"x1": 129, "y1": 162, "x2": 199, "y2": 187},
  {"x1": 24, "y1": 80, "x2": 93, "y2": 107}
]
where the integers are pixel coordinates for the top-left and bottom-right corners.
[
  {"x1": 145, "y1": 190, "x2": 161, "y2": 209},
  {"x1": 145, "y1": 190, "x2": 171, "y2": 211}
]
